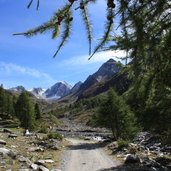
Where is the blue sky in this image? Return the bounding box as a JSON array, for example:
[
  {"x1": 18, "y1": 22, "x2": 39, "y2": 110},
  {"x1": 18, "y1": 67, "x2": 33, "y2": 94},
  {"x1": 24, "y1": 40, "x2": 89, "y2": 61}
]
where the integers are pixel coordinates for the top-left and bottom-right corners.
[{"x1": 0, "y1": 0, "x2": 125, "y2": 89}]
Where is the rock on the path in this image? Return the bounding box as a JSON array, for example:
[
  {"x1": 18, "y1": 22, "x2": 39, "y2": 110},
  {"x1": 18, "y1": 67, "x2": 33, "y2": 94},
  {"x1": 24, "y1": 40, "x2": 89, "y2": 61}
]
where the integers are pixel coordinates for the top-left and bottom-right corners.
[
  {"x1": 0, "y1": 139, "x2": 6, "y2": 145},
  {"x1": 19, "y1": 169, "x2": 30, "y2": 171},
  {"x1": 39, "y1": 165, "x2": 49, "y2": 171},
  {"x1": 125, "y1": 154, "x2": 140, "y2": 164}
]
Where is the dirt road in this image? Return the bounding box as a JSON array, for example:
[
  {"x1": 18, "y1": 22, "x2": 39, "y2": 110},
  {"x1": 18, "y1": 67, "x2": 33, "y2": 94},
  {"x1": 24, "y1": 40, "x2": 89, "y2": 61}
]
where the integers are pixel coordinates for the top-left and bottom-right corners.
[{"x1": 60, "y1": 138, "x2": 120, "y2": 171}]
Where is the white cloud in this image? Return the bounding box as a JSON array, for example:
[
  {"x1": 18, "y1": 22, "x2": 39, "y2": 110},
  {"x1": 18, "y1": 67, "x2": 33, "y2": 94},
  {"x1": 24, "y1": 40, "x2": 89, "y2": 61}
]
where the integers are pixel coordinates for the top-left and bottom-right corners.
[
  {"x1": 60, "y1": 50, "x2": 126, "y2": 67},
  {"x1": 0, "y1": 62, "x2": 55, "y2": 82}
]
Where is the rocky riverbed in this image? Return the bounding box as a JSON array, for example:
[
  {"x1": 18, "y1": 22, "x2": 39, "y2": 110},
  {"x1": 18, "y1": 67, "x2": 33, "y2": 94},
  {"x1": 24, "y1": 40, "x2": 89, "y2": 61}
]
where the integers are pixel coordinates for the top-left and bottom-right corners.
[
  {"x1": 56, "y1": 118, "x2": 112, "y2": 139},
  {"x1": 106, "y1": 132, "x2": 171, "y2": 171}
]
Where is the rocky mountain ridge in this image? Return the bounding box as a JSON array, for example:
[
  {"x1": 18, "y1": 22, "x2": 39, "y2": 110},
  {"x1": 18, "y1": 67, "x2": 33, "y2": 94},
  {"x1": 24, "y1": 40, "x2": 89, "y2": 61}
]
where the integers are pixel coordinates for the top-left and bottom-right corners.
[
  {"x1": 9, "y1": 86, "x2": 26, "y2": 93},
  {"x1": 8, "y1": 59, "x2": 122, "y2": 101},
  {"x1": 44, "y1": 81, "x2": 72, "y2": 99},
  {"x1": 75, "y1": 58, "x2": 122, "y2": 98}
]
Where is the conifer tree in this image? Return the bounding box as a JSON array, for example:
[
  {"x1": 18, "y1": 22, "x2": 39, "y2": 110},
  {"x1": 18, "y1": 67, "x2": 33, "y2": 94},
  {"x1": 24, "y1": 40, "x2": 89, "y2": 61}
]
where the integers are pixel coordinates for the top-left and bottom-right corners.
[
  {"x1": 34, "y1": 103, "x2": 41, "y2": 119},
  {"x1": 0, "y1": 85, "x2": 5, "y2": 115},
  {"x1": 6, "y1": 95, "x2": 15, "y2": 116},
  {"x1": 15, "y1": 92, "x2": 35, "y2": 130},
  {"x1": 96, "y1": 89, "x2": 137, "y2": 140},
  {"x1": 0, "y1": 85, "x2": 7, "y2": 117}
]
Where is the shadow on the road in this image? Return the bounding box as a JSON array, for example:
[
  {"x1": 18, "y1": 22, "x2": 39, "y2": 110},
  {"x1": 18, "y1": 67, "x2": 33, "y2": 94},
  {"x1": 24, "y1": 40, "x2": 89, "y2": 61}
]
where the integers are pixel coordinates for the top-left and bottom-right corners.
[{"x1": 67, "y1": 142, "x2": 107, "y2": 150}]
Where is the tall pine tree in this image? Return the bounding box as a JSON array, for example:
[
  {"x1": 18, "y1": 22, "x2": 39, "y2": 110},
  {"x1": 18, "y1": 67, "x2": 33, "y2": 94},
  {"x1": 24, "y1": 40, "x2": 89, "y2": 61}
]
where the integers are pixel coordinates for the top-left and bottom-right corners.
[
  {"x1": 15, "y1": 92, "x2": 35, "y2": 130},
  {"x1": 35, "y1": 103, "x2": 41, "y2": 120},
  {"x1": 0, "y1": 85, "x2": 8, "y2": 118},
  {"x1": 96, "y1": 89, "x2": 137, "y2": 140}
]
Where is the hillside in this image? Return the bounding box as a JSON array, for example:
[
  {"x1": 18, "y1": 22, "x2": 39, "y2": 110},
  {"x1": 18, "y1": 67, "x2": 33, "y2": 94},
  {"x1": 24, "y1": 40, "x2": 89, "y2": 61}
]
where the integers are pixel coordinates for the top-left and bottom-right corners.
[
  {"x1": 78, "y1": 67, "x2": 131, "y2": 99},
  {"x1": 76, "y1": 59, "x2": 122, "y2": 97}
]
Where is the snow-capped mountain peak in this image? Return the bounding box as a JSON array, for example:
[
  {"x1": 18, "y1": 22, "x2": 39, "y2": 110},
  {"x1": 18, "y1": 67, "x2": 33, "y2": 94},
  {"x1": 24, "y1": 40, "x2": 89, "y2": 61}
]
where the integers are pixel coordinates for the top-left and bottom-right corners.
[
  {"x1": 44, "y1": 81, "x2": 72, "y2": 99},
  {"x1": 30, "y1": 88, "x2": 45, "y2": 99},
  {"x1": 9, "y1": 86, "x2": 25, "y2": 92}
]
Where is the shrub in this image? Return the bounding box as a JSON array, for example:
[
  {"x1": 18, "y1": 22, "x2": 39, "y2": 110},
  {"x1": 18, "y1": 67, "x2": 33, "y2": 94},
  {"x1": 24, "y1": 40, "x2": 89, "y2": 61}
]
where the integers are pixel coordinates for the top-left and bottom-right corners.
[
  {"x1": 47, "y1": 132, "x2": 63, "y2": 140},
  {"x1": 117, "y1": 139, "x2": 129, "y2": 150},
  {"x1": 38, "y1": 124, "x2": 48, "y2": 133}
]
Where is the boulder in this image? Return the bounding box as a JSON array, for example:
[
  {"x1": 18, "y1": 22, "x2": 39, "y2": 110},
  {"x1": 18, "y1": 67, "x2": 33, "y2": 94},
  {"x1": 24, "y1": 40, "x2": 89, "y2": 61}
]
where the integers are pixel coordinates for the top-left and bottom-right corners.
[
  {"x1": 0, "y1": 139, "x2": 6, "y2": 145},
  {"x1": 125, "y1": 154, "x2": 140, "y2": 164},
  {"x1": 0, "y1": 147, "x2": 10, "y2": 156},
  {"x1": 0, "y1": 147, "x2": 17, "y2": 159}
]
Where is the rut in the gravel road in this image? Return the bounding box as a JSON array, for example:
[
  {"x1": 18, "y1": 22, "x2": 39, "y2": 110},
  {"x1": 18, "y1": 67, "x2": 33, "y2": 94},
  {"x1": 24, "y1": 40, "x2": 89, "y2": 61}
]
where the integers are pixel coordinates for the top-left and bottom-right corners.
[{"x1": 60, "y1": 138, "x2": 120, "y2": 171}]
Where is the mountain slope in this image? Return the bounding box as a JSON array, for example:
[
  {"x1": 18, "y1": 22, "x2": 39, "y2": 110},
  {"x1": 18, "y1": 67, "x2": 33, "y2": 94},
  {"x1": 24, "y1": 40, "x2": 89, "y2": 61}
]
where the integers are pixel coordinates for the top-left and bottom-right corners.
[
  {"x1": 78, "y1": 68, "x2": 132, "y2": 99},
  {"x1": 70, "y1": 81, "x2": 82, "y2": 94},
  {"x1": 77, "y1": 59, "x2": 122, "y2": 97}
]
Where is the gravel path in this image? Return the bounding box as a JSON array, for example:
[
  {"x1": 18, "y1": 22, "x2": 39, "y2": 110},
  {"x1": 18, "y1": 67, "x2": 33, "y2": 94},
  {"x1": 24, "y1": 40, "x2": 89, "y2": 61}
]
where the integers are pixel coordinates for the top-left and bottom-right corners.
[{"x1": 60, "y1": 138, "x2": 120, "y2": 171}]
